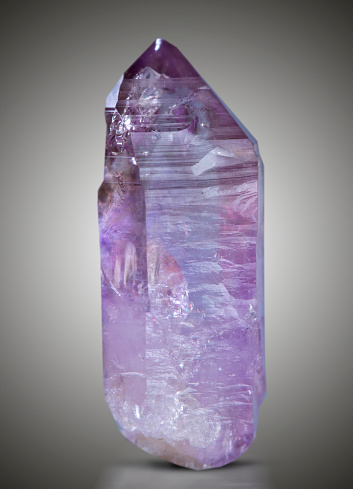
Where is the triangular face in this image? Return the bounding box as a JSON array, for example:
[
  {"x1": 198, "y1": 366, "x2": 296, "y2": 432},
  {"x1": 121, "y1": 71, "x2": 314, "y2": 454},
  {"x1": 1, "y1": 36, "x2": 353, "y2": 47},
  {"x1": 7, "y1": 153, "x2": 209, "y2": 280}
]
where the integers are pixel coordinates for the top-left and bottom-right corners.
[{"x1": 124, "y1": 39, "x2": 200, "y2": 79}]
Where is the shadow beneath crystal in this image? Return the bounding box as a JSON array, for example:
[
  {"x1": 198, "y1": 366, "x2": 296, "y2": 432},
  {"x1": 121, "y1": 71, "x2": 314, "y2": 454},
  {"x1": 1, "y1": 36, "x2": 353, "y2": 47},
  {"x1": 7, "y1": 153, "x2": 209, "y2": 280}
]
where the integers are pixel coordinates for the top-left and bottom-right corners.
[
  {"x1": 146, "y1": 458, "x2": 259, "y2": 470},
  {"x1": 96, "y1": 458, "x2": 275, "y2": 488}
]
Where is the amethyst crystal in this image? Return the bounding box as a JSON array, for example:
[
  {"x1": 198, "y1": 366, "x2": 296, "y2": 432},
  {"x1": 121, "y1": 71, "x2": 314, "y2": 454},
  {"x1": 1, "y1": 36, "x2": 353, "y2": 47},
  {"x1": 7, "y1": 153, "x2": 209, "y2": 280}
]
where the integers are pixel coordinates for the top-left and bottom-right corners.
[{"x1": 98, "y1": 39, "x2": 265, "y2": 470}]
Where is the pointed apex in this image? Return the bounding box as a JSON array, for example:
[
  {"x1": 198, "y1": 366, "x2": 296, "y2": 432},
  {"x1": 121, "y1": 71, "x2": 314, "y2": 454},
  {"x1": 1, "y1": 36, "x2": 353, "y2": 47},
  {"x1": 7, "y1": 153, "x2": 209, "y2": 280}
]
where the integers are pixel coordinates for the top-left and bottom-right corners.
[
  {"x1": 124, "y1": 39, "x2": 200, "y2": 79},
  {"x1": 154, "y1": 38, "x2": 163, "y2": 51}
]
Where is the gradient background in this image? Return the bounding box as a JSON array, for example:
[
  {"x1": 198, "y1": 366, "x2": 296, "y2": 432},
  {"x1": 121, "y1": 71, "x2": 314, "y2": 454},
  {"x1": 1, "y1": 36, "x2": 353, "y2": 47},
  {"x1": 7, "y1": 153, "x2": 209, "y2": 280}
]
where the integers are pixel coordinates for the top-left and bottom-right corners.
[{"x1": 1, "y1": 1, "x2": 352, "y2": 488}]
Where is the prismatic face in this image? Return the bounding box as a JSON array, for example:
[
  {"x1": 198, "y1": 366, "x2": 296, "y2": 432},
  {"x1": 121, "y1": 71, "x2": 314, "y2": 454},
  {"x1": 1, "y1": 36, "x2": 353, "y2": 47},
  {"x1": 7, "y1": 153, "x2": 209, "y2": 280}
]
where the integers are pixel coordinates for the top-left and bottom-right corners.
[{"x1": 98, "y1": 39, "x2": 265, "y2": 470}]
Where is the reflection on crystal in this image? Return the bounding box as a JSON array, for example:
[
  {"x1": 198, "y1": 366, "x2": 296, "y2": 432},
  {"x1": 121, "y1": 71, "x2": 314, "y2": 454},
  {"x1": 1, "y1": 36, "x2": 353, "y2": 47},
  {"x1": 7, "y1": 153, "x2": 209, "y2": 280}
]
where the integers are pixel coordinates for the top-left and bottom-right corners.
[
  {"x1": 96, "y1": 462, "x2": 274, "y2": 489},
  {"x1": 98, "y1": 38, "x2": 265, "y2": 469}
]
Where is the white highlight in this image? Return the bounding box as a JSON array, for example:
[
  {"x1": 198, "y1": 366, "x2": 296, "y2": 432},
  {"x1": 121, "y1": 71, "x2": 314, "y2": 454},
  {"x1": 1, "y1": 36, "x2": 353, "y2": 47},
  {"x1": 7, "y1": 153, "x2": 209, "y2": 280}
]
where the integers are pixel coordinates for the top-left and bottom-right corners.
[
  {"x1": 155, "y1": 38, "x2": 162, "y2": 51},
  {"x1": 134, "y1": 405, "x2": 140, "y2": 419},
  {"x1": 191, "y1": 146, "x2": 236, "y2": 176}
]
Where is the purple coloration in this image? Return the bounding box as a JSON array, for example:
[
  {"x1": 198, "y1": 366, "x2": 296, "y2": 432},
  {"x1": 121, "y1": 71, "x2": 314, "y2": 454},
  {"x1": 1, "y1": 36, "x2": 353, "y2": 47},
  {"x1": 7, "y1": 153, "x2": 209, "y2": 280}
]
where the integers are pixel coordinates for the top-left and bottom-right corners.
[
  {"x1": 98, "y1": 39, "x2": 265, "y2": 470},
  {"x1": 124, "y1": 38, "x2": 200, "y2": 79}
]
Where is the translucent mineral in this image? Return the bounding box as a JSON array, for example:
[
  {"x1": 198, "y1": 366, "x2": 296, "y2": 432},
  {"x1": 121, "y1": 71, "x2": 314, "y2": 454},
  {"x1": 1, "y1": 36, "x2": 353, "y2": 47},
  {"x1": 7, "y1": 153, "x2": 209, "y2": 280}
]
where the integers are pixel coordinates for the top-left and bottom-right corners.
[{"x1": 98, "y1": 39, "x2": 265, "y2": 470}]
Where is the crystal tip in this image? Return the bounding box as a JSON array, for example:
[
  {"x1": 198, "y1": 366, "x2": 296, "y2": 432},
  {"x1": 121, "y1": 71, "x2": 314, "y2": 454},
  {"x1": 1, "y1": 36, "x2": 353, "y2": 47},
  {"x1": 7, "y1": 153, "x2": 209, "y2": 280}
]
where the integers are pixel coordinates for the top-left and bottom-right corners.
[
  {"x1": 124, "y1": 38, "x2": 200, "y2": 79},
  {"x1": 154, "y1": 38, "x2": 163, "y2": 51}
]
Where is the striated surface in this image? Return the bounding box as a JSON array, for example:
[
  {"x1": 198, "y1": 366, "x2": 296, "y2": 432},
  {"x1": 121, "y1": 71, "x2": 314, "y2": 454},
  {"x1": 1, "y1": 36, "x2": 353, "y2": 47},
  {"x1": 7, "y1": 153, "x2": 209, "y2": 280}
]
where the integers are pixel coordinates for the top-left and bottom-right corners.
[{"x1": 98, "y1": 39, "x2": 265, "y2": 469}]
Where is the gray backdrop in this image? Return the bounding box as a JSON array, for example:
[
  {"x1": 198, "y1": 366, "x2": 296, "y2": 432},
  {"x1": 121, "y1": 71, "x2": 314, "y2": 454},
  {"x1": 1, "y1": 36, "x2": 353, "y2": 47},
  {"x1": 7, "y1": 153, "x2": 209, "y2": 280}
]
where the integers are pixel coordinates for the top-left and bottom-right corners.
[{"x1": 1, "y1": 1, "x2": 352, "y2": 488}]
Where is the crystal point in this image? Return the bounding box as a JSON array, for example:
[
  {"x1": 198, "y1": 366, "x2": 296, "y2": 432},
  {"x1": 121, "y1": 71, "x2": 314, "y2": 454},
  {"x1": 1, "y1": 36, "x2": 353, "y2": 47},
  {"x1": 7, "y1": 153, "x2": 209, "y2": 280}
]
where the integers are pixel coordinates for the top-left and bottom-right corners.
[
  {"x1": 98, "y1": 39, "x2": 265, "y2": 469},
  {"x1": 124, "y1": 39, "x2": 201, "y2": 79}
]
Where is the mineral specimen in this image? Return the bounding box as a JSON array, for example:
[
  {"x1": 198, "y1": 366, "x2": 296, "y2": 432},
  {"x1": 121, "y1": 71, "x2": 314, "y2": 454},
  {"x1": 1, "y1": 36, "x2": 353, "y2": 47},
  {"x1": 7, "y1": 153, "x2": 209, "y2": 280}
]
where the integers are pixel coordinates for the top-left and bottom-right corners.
[{"x1": 98, "y1": 39, "x2": 265, "y2": 469}]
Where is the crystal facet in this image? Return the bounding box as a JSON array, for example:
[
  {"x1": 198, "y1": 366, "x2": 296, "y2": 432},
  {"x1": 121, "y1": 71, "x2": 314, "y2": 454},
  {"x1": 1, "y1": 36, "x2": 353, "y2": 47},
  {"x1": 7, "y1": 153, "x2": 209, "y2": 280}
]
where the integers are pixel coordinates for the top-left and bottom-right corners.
[{"x1": 98, "y1": 39, "x2": 265, "y2": 470}]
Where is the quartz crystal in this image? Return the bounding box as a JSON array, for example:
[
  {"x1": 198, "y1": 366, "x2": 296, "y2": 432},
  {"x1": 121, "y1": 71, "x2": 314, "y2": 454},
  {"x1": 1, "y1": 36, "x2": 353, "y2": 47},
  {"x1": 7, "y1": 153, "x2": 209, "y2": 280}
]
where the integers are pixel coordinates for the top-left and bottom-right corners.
[{"x1": 98, "y1": 39, "x2": 265, "y2": 470}]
